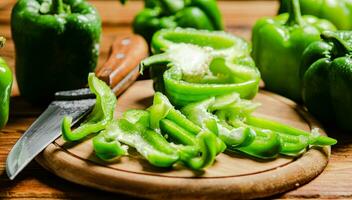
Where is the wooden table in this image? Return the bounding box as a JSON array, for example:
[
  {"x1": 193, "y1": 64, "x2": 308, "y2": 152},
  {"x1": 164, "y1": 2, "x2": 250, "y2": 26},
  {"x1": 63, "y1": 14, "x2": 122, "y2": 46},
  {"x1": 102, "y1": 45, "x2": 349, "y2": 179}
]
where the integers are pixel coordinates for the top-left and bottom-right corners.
[{"x1": 0, "y1": 1, "x2": 351, "y2": 199}]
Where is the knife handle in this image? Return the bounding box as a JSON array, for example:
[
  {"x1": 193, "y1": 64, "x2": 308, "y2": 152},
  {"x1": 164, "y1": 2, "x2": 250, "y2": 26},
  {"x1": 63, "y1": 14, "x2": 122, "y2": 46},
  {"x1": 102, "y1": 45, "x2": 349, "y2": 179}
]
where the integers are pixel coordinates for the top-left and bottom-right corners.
[{"x1": 95, "y1": 34, "x2": 148, "y2": 96}]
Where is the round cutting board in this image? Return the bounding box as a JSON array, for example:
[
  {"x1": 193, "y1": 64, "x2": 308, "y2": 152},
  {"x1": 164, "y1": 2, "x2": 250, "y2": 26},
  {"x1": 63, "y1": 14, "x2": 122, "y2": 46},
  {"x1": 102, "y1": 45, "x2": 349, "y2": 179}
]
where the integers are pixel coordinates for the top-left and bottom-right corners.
[{"x1": 36, "y1": 80, "x2": 330, "y2": 199}]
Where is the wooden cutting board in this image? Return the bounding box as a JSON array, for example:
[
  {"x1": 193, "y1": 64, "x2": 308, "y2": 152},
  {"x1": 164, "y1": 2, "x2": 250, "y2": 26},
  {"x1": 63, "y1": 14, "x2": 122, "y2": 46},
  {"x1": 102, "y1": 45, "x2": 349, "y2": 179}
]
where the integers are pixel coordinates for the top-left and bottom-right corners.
[{"x1": 35, "y1": 80, "x2": 330, "y2": 200}]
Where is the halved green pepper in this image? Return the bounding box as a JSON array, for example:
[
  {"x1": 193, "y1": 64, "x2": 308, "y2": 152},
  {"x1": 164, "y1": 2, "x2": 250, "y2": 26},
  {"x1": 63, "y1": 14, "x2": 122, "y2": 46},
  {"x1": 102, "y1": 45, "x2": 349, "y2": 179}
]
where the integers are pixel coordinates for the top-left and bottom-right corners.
[
  {"x1": 142, "y1": 28, "x2": 260, "y2": 107},
  {"x1": 252, "y1": 0, "x2": 336, "y2": 101},
  {"x1": 0, "y1": 37, "x2": 13, "y2": 129}
]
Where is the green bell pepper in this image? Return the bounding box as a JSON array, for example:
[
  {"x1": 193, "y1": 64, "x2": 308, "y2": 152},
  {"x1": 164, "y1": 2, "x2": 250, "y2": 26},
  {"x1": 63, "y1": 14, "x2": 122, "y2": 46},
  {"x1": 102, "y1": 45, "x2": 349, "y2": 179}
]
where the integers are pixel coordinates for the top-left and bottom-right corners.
[
  {"x1": 0, "y1": 37, "x2": 13, "y2": 129},
  {"x1": 181, "y1": 91, "x2": 337, "y2": 159},
  {"x1": 301, "y1": 31, "x2": 352, "y2": 131},
  {"x1": 142, "y1": 28, "x2": 260, "y2": 107},
  {"x1": 11, "y1": 0, "x2": 101, "y2": 105},
  {"x1": 279, "y1": 0, "x2": 352, "y2": 30},
  {"x1": 122, "y1": 0, "x2": 224, "y2": 43},
  {"x1": 252, "y1": 0, "x2": 336, "y2": 101},
  {"x1": 62, "y1": 73, "x2": 116, "y2": 141}
]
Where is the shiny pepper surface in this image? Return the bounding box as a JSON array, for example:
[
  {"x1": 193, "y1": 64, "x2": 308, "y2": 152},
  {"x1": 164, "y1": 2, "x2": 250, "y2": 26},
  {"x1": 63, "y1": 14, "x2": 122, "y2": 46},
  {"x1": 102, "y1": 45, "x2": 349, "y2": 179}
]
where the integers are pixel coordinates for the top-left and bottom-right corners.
[
  {"x1": 11, "y1": 0, "x2": 101, "y2": 104},
  {"x1": 301, "y1": 31, "x2": 352, "y2": 131},
  {"x1": 122, "y1": 0, "x2": 224, "y2": 43},
  {"x1": 0, "y1": 37, "x2": 13, "y2": 129},
  {"x1": 252, "y1": 0, "x2": 336, "y2": 101},
  {"x1": 279, "y1": 0, "x2": 352, "y2": 30},
  {"x1": 142, "y1": 28, "x2": 260, "y2": 107}
]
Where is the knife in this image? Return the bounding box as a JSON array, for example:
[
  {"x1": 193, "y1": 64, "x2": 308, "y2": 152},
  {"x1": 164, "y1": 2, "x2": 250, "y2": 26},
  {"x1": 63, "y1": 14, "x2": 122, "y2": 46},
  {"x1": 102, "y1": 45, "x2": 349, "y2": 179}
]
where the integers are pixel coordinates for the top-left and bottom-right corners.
[{"x1": 6, "y1": 34, "x2": 148, "y2": 180}]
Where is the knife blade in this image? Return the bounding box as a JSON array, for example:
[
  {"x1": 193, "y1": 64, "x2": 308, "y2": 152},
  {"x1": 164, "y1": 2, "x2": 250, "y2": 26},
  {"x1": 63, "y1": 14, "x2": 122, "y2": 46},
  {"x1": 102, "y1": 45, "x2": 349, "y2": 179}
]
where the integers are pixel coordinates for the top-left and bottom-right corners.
[{"x1": 6, "y1": 34, "x2": 148, "y2": 180}]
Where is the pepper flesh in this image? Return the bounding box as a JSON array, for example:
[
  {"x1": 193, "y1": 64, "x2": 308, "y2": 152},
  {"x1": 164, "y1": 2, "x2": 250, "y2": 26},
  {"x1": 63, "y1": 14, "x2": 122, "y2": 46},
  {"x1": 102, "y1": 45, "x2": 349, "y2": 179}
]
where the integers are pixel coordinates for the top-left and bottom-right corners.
[
  {"x1": 94, "y1": 110, "x2": 180, "y2": 167},
  {"x1": 252, "y1": 0, "x2": 336, "y2": 101},
  {"x1": 149, "y1": 92, "x2": 226, "y2": 169},
  {"x1": 61, "y1": 73, "x2": 337, "y2": 168},
  {"x1": 0, "y1": 37, "x2": 13, "y2": 129},
  {"x1": 122, "y1": 0, "x2": 224, "y2": 43},
  {"x1": 301, "y1": 31, "x2": 352, "y2": 131},
  {"x1": 61, "y1": 76, "x2": 225, "y2": 169},
  {"x1": 62, "y1": 73, "x2": 116, "y2": 141},
  {"x1": 11, "y1": 0, "x2": 101, "y2": 104},
  {"x1": 181, "y1": 91, "x2": 337, "y2": 159},
  {"x1": 142, "y1": 28, "x2": 260, "y2": 107},
  {"x1": 279, "y1": 0, "x2": 352, "y2": 30}
]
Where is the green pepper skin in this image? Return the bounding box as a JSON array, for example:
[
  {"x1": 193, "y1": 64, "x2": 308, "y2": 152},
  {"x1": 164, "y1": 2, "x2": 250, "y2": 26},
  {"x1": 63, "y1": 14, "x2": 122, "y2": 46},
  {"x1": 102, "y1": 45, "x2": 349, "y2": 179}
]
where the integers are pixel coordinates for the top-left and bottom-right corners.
[
  {"x1": 124, "y1": 0, "x2": 224, "y2": 43},
  {"x1": 94, "y1": 110, "x2": 180, "y2": 167},
  {"x1": 0, "y1": 48, "x2": 13, "y2": 129},
  {"x1": 62, "y1": 73, "x2": 116, "y2": 141},
  {"x1": 11, "y1": 0, "x2": 101, "y2": 105},
  {"x1": 252, "y1": 0, "x2": 336, "y2": 102},
  {"x1": 181, "y1": 91, "x2": 336, "y2": 159},
  {"x1": 301, "y1": 31, "x2": 352, "y2": 131},
  {"x1": 142, "y1": 28, "x2": 260, "y2": 107},
  {"x1": 279, "y1": 0, "x2": 352, "y2": 30}
]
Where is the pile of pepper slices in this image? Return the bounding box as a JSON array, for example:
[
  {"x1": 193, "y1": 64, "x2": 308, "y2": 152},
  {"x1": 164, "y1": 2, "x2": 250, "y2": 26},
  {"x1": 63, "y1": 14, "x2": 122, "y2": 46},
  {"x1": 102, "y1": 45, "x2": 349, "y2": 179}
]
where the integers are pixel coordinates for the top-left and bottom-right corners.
[{"x1": 61, "y1": 25, "x2": 337, "y2": 169}]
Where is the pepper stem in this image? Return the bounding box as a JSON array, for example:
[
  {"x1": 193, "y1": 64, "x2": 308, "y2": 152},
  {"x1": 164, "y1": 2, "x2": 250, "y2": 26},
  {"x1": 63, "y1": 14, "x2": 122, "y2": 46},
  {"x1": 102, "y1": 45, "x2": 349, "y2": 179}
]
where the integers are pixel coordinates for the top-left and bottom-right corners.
[
  {"x1": 321, "y1": 31, "x2": 352, "y2": 58},
  {"x1": 0, "y1": 37, "x2": 5, "y2": 49},
  {"x1": 52, "y1": 0, "x2": 65, "y2": 14},
  {"x1": 285, "y1": 0, "x2": 303, "y2": 26}
]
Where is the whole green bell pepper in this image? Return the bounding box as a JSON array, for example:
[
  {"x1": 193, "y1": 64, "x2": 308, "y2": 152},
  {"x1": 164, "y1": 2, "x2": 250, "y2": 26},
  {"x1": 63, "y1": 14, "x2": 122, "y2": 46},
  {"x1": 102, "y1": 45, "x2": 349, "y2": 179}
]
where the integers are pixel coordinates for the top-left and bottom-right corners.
[
  {"x1": 122, "y1": 0, "x2": 224, "y2": 43},
  {"x1": 142, "y1": 28, "x2": 260, "y2": 107},
  {"x1": 11, "y1": 0, "x2": 101, "y2": 105},
  {"x1": 301, "y1": 31, "x2": 352, "y2": 131},
  {"x1": 279, "y1": 0, "x2": 352, "y2": 30},
  {"x1": 252, "y1": 0, "x2": 336, "y2": 101},
  {"x1": 0, "y1": 37, "x2": 13, "y2": 129}
]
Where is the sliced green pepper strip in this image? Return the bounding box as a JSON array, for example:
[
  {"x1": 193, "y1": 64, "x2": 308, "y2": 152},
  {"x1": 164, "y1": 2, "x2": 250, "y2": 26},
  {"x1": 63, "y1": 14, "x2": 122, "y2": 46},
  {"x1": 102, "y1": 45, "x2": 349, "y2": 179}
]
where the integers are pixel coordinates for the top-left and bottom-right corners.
[
  {"x1": 237, "y1": 129, "x2": 281, "y2": 159},
  {"x1": 62, "y1": 73, "x2": 116, "y2": 141},
  {"x1": 93, "y1": 127, "x2": 127, "y2": 161},
  {"x1": 277, "y1": 134, "x2": 308, "y2": 156},
  {"x1": 160, "y1": 118, "x2": 198, "y2": 146},
  {"x1": 245, "y1": 116, "x2": 337, "y2": 146},
  {"x1": 93, "y1": 110, "x2": 180, "y2": 167},
  {"x1": 181, "y1": 93, "x2": 257, "y2": 148},
  {"x1": 185, "y1": 131, "x2": 218, "y2": 170}
]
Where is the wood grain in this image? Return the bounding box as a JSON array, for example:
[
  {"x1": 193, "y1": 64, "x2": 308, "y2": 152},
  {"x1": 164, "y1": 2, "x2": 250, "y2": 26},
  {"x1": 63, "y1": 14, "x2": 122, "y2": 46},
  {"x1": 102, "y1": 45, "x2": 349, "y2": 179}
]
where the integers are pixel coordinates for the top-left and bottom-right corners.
[
  {"x1": 36, "y1": 80, "x2": 330, "y2": 199},
  {"x1": 1, "y1": 0, "x2": 351, "y2": 199}
]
